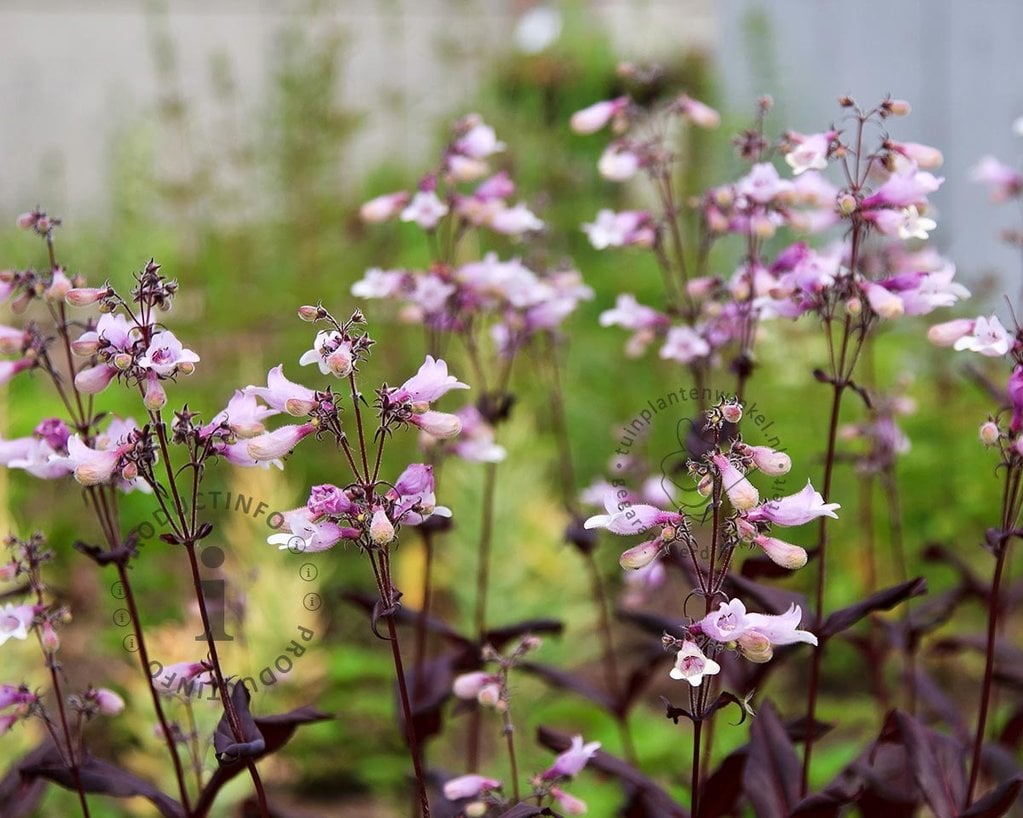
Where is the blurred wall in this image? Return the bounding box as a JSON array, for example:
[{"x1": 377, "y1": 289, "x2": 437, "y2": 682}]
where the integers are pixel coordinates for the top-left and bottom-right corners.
[{"x1": 0, "y1": 0, "x2": 714, "y2": 218}]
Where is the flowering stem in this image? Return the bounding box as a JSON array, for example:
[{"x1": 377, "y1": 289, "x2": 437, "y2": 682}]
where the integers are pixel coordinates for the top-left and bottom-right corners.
[
  {"x1": 115, "y1": 561, "x2": 192, "y2": 811},
  {"x1": 412, "y1": 527, "x2": 434, "y2": 696},
  {"x1": 691, "y1": 716, "x2": 703, "y2": 816},
  {"x1": 468, "y1": 460, "x2": 499, "y2": 771},
  {"x1": 801, "y1": 378, "x2": 846, "y2": 796},
  {"x1": 501, "y1": 705, "x2": 521, "y2": 803},
  {"x1": 386, "y1": 613, "x2": 432, "y2": 817},
  {"x1": 967, "y1": 461, "x2": 1023, "y2": 804},
  {"x1": 584, "y1": 551, "x2": 638, "y2": 765}
]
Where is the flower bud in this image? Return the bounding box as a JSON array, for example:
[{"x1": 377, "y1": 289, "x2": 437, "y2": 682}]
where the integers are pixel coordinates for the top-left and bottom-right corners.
[
  {"x1": 297, "y1": 305, "x2": 321, "y2": 322},
  {"x1": 66, "y1": 287, "x2": 110, "y2": 307},
  {"x1": 465, "y1": 802, "x2": 488, "y2": 818},
  {"x1": 45, "y1": 271, "x2": 72, "y2": 302},
  {"x1": 143, "y1": 376, "x2": 167, "y2": 411},
  {"x1": 177, "y1": 361, "x2": 195, "y2": 375},
  {"x1": 837, "y1": 192, "x2": 858, "y2": 216},
  {"x1": 755, "y1": 534, "x2": 808, "y2": 569},
  {"x1": 619, "y1": 540, "x2": 660, "y2": 570},
  {"x1": 980, "y1": 421, "x2": 1000, "y2": 446},
  {"x1": 477, "y1": 682, "x2": 502, "y2": 708},
  {"x1": 453, "y1": 672, "x2": 493, "y2": 700},
  {"x1": 121, "y1": 462, "x2": 139, "y2": 481},
  {"x1": 887, "y1": 99, "x2": 912, "y2": 116},
  {"x1": 94, "y1": 688, "x2": 125, "y2": 716},
  {"x1": 928, "y1": 318, "x2": 975, "y2": 347},
  {"x1": 0, "y1": 562, "x2": 18, "y2": 582},
  {"x1": 749, "y1": 445, "x2": 791, "y2": 476},
  {"x1": 736, "y1": 631, "x2": 773, "y2": 663},
  {"x1": 113, "y1": 352, "x2": 133, "y2": 371},
  {"x1": 326, "y1": 346, "x2": 353, "y2": 378},
  {"x1": 70, "y1": 336, "x2": 99, "y2": 356},
  {"x1": 41, "y1": 621, "x2": 60, "y2": 651},
  {"x1": 412, "y1": 410, "x2": 462, "y2": 439},
  {"x1": 720, "y1": 401, "x2": 743, "y2": 424},
  {"x1": 369, "y1": 508, "x2": 395, "y2": 545},
  {"x1": 16, "y1": 212, "x2": 39, "y2": 230},
  {"x1": 846, "y1": 296, "x2": 863, "y2": 316}
]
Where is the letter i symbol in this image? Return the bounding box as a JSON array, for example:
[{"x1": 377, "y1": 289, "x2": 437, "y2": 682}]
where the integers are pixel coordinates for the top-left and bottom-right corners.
[{"x1": 195, "y1": 546, "x2": 234, "y2": 642}]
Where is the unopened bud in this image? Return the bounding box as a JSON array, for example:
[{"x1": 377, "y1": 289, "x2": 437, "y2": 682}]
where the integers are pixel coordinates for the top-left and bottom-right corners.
[
  {"x1": 369, "y1": 508, "x2": 395, "y2": 545},
  {"x1": 980, "y1": 421, "x2": 1000, "y2": 446},
  {"x1": 297, "y1": 305, "x2": 321, "y2": 322},
  {"x1": 720, "y1": 401, "x2": 743, "y2": 424},
  {"x1": 16, "y1": 212, "x2": 37, "y2": 230},
  {"x1": 41, "y1": 621, "x2": 60, "y2": 651},
  {"x1": 837, "y1": 193, "x2": 857, "y2": 216},
  {"x1": 94, "y1": 688, "x2": 125, "y2": 716},
  {"x1": 66, "y1": 287, "x2": 111, "y2": 307},
  {"x1": 887, "y1": 99, "x2": 911, "y2": 116},
  {"x1": 477, "y1": 682, "x2": 502, "y2": 708},
  {"x1": 465, "y1": 802, "x2": 488, "y2": 818},
  {"x1": 326, "y1": 346, "x2": 354, "y2": 378},
  {"x1": 619, "y1": 540, "x2": 660, "y2": 570},
  {"x1": 846, "y1": 297, "x2": 862, "y2": 316},
  {"x1": 177, "y1": 362, "x2": 195, "y2": 376},
  {"x1": 113, "y1": 352, "x2": 133, "y2": 371},
  {"x1": 143, "y1": 377, "x2": 167, "y2": 411},
  {"x1": 121, "y1": 462, "x2": 138, "y2": 481}
]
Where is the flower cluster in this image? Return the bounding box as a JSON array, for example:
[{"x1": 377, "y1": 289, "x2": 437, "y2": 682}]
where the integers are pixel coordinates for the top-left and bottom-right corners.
[{"x1": 584, "y1": 398, "x2": 831, "y2": 689}]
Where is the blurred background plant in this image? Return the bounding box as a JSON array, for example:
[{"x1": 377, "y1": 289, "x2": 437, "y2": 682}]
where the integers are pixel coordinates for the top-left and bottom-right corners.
[{"x1": 0, "y1": 1, "x2": 1020, "y2": 815}]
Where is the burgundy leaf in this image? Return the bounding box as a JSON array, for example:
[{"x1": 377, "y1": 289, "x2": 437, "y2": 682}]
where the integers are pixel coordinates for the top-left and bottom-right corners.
[
  {"x1": 397, "y1": 652, "x2": 460, "y2": 745},
  {"x1": 483, "y1": 618, "x2": 565, "y2": 651},
  {"x1": 698, "y1": 747, "x2": 746, "y2": 818},
  {"x1": 23, "y1": 749, "x2": 184, "y2": 818},
  {"x1": 740, "y1": 548, "x2": 818, "y2": 580},
  {"x1": 519, "y1": 661, "x2": 618, "y2": 714},
  {"x1": 617, "y1": 608, "x2": 688, "y2": 640},
  {"x1": 819, "y1": 577, "x2": 927, "y2": 640},
  {"x1": 894, "y1": 710, "x2": 966, "y2": 818},
  {"x1": 958, "y1": 775, "x2": 1023, "y2": 817},
  {"x1": 342, "y1": 590, "x2": 470, "y2": 646},
  {"x1": 195, "y1": 704, "x2": 330, "y2": 817},
  {"x1": 0, "y1": 742, "x2": 55, "y2": 818},
  {"x1": 214, "y1": 681, "x2": 265, "y2": 764},
  {"x1": 999, "y1": 708, "x2": 1023, "y2": 750},
  {"x1": 537, "y1": 726, "x2": 687, "y2": 816},
  {"x1": 497, "y1": 805, "x2": 556, "y2": 818},
  {"x1": 922, "y1": 544, "x2": 988, "y2": 599},
  {"x1": 741, "y1": 700, "x2": 800, "y2": 818},
  {"x1": 723, "y1": 573, "x2": 809, "y2": 618}
]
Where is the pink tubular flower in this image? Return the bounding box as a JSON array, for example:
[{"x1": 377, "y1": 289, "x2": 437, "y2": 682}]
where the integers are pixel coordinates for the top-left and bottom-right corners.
[
  {"x1": 785, "y1": 131, "x2": 834, "y2": 175},
  {"x1": 452, "y1": 672, "x2": 498, "y2": 700},
  {"x1": 738, "y1": 604, "x2": 818, "y2": 661},
  {"x1": 754, "y1": 534, "x2": 808, "y2": 569},
  {"x1": 737, "y1": 163, "x2": 793, "y2": 204},
  {"x1": 245, "y1": 422, "x2": 317, "y2": 462},
  {"x1": 74, "y1": 363, "x2": 118, "y2": 394},
  {"x1": 677, "y1": 94, "x2": 720, "y2": 128},
  {"x1": 488, "y1": 201, "x2": 544, "y2": 235},
  {"x1": 747, "y1": 481, "x2": 840, "y2": 526},
  {"x1": 390, "y1": 355, "x2": 469, "y2": 405},
  {"x1": 61, "y1": 435, "x2": 126, "y2": 486},
  {"x1": 443, "y1": 773, "x2": 501, "y2": 800},
  {"x1": 889, "y1": 141, "x2": 943, "y2": 169},
  {"x1": 582, "y1": 209, "x2": 655, "y2": 249},
  {"x1": 544, "y1": 735, "x2": 601, "y2": 779},
  {"x1": 267, "y1": 509, "x2": 348, "y2": 553},
  {"x1": 360, "y1": 191, "x2": 410, "y2": 223},
  {"x1": 861, "y1": 168, "x2": 944, "y2": 209},
  {"x1": 584, "y1": 494, "x2": 682, "y2": 535},
  {"x1": 455, "y1": 118, "x2": 505, "y2": 159},
  {"x1": 863, "y1": 281, "x2": 905, "y2": 319},
  {"x1": 551, "y1": 787, "x2": 588, "y2": 815},
  {"x1": 350, "y1": 267, "x2": 406, "y2": 300},
  {"x1": 952, "y1": 315, "x2": 1011, "y2": 357},
  {"x1": 307, "y1": 484, "x2": 358, "y2": 518},
  {"x1": 152, "y1": 661, "x2": 214, "y2": 696},
  {"x1": 408, "y1": 410, "x2": 462, "y2": 439},
  {"x1": 928, "y1": 316, "x2": 973, "y2": 347},
  {"x1": 659, "y1": 326, "x2": 711, "y2": 364},
  {"x1": 207, "y1": 390, "x2": 278, "y2": 438},
  {"x1": 0, "y1": 604, "x2": 35, "y2": 645},
  {"x1": 0, "y1": 325, "x2": 27, "y2": 354},
  {"x1": 93, "y1": 688, "x2": 125, "y2": 716},
  {"x1": 138, "y1": 331, "x2": 199, "y2": 377},
  {"x1": 711, "y1": 454, "x2": 759, "y2": 511},
  {"x1": 0, "y1": 358, "x2": 34, "y2": 386},
  {"x1": 971, "y1": 156, "x2": 1023, "y2": 202},
  {"x1": 598, "y1": 143, "x2": 640, "y2": 181},
  {"x1": 299, "y1": 331, "x2": 353, "y2": 377},
  {"x1": 669, "y1": 640, "x2": 721, "y2": 687},
  {"x1": 247, "y1": 365, "x2": 318, "y2": 416},
  {"x1": 694, "y1": 598, "x2": 750, "y2": 642},
  {"x1": 400, "y1": 190, "x2": 449, "y2": 230},
  {"x1": 444, "y1": 405, "x2": 505, "y2": 463},
  {"x1": 65, "y1": 286, "x2": 111, "y2": 307},
  {"x1": 618, "y1": 539, "x2": 662, "y2": 570},
  {"x1": 599, "y1": 294, "x2": 664, "y2": 331},
  {"x1": 389, "y1": 463, "x2": 451, "y2": 524},
  {"x1": 748, "y1": 446, "x2": 791, "y2": 475},
  {"x1": 0, "y1": 684, "x2": 33, "y2": 710},
  {"x1": 570, "y1": 96, "x2": 628, "y2": 134}
]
